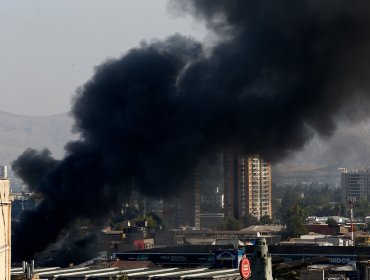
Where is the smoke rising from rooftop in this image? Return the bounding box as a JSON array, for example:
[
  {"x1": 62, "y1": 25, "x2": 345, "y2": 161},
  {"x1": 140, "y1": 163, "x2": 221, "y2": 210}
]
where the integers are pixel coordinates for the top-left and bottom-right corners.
[{"x1": 12, "y1": 0, "x2": 370, "y2": 260}]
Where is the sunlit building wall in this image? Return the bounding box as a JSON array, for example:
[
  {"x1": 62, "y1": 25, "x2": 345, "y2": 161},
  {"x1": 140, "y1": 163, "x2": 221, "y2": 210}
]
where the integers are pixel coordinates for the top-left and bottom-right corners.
[
  {"x1": 224, "y1": 153, "x2": 271, "y2": 220},
  {"x1": 0, "y1": 179, "x2": 12, "y2": 280}
]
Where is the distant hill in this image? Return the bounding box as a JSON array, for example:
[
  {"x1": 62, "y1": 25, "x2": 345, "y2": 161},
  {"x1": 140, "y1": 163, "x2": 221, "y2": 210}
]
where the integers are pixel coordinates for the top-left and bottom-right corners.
[
  {"x1": 0, "y1": 111, "x2": 76, "y2": 165},
  {"x1": 0, "y1": 111, "x2": 368, "y2": 188}
]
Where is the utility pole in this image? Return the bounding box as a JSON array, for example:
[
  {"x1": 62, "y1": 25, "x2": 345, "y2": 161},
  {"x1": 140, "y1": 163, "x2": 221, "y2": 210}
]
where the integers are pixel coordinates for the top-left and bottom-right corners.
[{"x1": 348, "y1": 198, "x2": 355, "y2": 246}]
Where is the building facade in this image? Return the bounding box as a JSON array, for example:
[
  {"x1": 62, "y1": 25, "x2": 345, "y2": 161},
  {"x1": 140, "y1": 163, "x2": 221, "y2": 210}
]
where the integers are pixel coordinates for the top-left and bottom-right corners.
[
  {"x1": 0, "y1": 165, "x2": 8, "y2": 179},
  {"x1": 200, "y1": 186, "x2": 224, "y2": 213},
  {"x1": 224, "y1": 153, "x2": 271, "y2": 220},
  {"x1": 0, "y1": 179, "x2": 12, "y2": 280},
  {"x1": 163, "y1": 166, "x2": 200, "y2": 229},
  {"x1": 341, "y1": 167, "x2": 370, "y2": 202}
]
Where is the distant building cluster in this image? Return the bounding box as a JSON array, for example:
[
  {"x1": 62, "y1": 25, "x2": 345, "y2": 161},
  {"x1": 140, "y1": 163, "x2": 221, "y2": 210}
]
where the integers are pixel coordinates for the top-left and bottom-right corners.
[
  {"x1": 11, "y1": 162, "x2": 370, "y2": 280},
  {"x1": 9, "y1": 152, "x2": 273, "y2": 230},
  {"x1": 162, "y1": 153, "x2": 272, "y2": 229}
]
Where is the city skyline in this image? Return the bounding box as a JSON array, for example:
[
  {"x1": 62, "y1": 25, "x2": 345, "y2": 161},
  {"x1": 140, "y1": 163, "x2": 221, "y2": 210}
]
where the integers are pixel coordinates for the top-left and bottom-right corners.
[{"x1": 6, "y1": 0, "x2": 370, "y2": 266}]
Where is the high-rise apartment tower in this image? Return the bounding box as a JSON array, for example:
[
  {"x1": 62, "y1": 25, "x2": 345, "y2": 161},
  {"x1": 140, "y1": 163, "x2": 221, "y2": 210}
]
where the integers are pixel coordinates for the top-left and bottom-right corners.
[
  {"x1": 224, "y1": 153, "x2": 271, "y2": 220},
  {"x1": 162, "y1": 165, "x2": 200, "y2": 229},
  {"x1": 341, "y1": 167, "x2": 370, "y2": 202}
]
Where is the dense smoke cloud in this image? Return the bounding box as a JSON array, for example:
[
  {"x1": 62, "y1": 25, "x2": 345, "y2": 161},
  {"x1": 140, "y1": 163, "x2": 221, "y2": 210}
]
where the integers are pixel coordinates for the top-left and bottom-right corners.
[
  {"x1": 12, "y1": 36, "x2": 203, "y2": 260},
  {"x1": 12, "y1": 0, "x2": 370, "y2": 261}
]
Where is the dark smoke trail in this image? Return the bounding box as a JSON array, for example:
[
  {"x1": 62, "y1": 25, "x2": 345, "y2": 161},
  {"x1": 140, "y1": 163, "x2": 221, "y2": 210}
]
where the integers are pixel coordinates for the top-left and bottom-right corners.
[{"x1": 12, "y1": 1, "x2": 370, "y2": 261}]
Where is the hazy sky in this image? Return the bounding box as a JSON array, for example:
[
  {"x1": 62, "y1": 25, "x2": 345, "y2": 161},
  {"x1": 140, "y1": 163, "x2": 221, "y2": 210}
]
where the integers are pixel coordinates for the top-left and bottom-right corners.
[{"x1": 0, "y1": 0, "x2": 206, "y2": 116}]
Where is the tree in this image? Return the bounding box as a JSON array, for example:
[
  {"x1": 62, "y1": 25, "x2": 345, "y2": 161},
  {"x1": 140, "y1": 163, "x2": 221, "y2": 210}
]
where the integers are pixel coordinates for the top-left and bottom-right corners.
[
  {"x1": 282, "y1": 204, "x2": 308, "y2": 239},
  {"x1": 259, "y1": 215, "x2": 273, "y2": 225},
  {"x1": 326, "y1": 217, "x2": 337, "y2": 228},
  {"x1": 148, "y1": 212, "x2": 164, "y2": 227},
  {"x1": 135, "y1": 215, "x2": 157, "y2": 229},
  {"x1": 273, "y1": 183, "x2": 345, "y2": 225},
  {"x1": 219, "y1": 217, "x2": 243, "y2": 230},
  {"x1": 354, "y1": 198, "x2": 370, "y2": 219},
  {"x1": 241, "y1": 214, "x2": 258, "y2": 227},
  {"x1": 280, "y1": 188, "x2": 302, "y2": 224},
  {"x1": 121, "y1": 206, "x2": 141, "y2": 220},
  {"x1": 339, "y1": 203, "x2": 348, "y2": 217}
]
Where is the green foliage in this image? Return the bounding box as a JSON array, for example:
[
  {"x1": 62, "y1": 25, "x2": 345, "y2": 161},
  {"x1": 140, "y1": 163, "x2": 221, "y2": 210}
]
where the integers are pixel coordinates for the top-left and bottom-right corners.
[
  {"x1": 273, "y1": 184, "x2": 349, "y2": 224},
  {"x1": 242, "y1": 214, "x2": 258, "y2": 227},
  {"x1": 110, "y1": 203, "x2": 164, "y2": 230},
  {"x1": 259, "y1": 215, "x2": 273, "y2": 225},
  {"x1": 282, "y1": 204, "x2": 308, "y2": 239},
  {"x1": 357, "y1": 223, "x2": 366, "y2": 231},
  {"x1": 135, "y1": 214, "x2": 157, "y2": 229},
  {"x1": 326, "y1": 217, "x2": 337, "y2": 227},
  {"x1": 219, "y1": 217, "x2": 243, "y2": 230},
  {"x1": 272, "y1": 198, "x2": 282, "y2": 222},
  {"x1": 121, "y1": 206, "x2": 141, "y2": 220},
  {"x1": 354, "y1": 198, "x2": 370, "y2": 218},
  {"x1": 148, "y1": 211, "x2": 164, "y2": 227}
]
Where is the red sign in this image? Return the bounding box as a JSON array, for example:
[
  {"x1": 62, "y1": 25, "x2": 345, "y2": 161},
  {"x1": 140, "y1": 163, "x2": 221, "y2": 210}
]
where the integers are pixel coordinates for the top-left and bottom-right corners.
[
  {"x1": 133, "y1": 239, "x2": 145, "y2": 250},
  {"x1": 239, "y1": 258, "x2": 251, "y2": 279}
]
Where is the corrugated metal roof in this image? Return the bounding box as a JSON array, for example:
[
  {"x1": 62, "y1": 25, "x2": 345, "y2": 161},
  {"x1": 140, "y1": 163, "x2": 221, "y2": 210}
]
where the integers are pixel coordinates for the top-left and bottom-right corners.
[
  {"x1": 150, "y1": 268, "x2": 208, "y2": 278},
  {"x1": 13, "y1": 266, "x2": 61, "y2": 273},
  {"x1": 11, "y1": 266, "x2": 242, "y2": 279},
  {"x1": 34, "y1": 267, "x2": 61, "y2": 273},
  {"x1": 86, "y1": 268, "x2": 148, "y2": 277},
  {"x1": 54, "y1": 267, "x2": 117, "y2": 277},
  {"x1": 127, "y1": 267, "x2": 178, "y2": 276},
  {"x1": 39, "y1": 267, "x2": 89, "y2": 276},
  {"x1": 181, "y1": 269, "x2": 238, "y2": 279}
]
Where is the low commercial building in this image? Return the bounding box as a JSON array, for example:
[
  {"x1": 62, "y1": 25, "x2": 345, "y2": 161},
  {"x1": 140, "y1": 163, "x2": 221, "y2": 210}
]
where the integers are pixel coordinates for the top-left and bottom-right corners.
[
  {"x1": 279, "y1": 236, "x2": 352, "y2": 247},
  {"x1": 300, "y1": 264, "x2": 356, "y2": 280},
  {"x1": 99, "y1": 227, "x2": 154, "y2": 257},
  {"x1": 199, "y1": 213, "x2": 224, "y2": 229},
  {"x1": 154, "y1": 228, "x2": 282, "y2": 247},
  {"x1": 304, "y1": 223, "x2": 348, "y2": 235}
]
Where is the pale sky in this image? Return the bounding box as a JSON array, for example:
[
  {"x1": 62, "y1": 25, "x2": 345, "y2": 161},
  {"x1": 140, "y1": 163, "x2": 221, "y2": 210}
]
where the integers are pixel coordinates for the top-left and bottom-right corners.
[{"x1": 0, "y1": 0, "x2": 206, "y2": 116}]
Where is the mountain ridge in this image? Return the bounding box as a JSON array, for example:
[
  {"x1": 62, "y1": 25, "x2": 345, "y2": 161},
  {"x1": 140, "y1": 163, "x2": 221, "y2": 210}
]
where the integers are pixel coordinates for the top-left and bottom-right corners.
[
  {"x1": 0, "y1": 111, "x2": 76, "y2": 165},
  {"x1": 0, "y1": 111, "x2": 368, "y2": 186}
]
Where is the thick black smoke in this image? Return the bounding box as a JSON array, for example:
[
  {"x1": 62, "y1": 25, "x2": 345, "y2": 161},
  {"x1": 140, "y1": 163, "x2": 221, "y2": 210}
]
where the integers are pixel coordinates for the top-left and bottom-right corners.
[
  {"x1": 36, "y1": 227, "x2": 100, "y2": 267},
  {"x1": 12, "y1": 0, "x2": 370, "y2": 261}
]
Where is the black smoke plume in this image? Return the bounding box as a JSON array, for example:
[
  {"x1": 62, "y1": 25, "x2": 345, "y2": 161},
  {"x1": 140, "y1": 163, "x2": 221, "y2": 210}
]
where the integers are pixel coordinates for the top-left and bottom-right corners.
[{"x1": 12, "y1": 0, "x2": 370, "y2": 261}]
